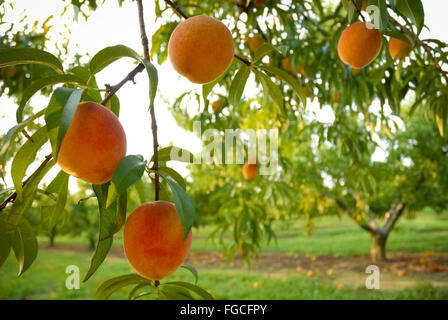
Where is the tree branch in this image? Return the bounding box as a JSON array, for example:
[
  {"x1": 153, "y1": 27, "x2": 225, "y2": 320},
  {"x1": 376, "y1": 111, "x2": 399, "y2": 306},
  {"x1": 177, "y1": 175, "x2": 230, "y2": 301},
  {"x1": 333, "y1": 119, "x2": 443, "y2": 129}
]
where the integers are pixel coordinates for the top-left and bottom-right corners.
[
  {"x1": 350, "y1": 0, "x2": 366, "y2": 23},
  {"x1": 0, "y1": 154, "x2": 53, "y2": 212},
  {"x1": 163, "y1": 0, "x2": 252, "y2": 66},
  {"x1": 101, "y1": 63, "x2": 145, "y2": 106},
  {"x1": 388, "y1": 15, "x2": 448, "y2": 84},
  {"x1": 137, "y1": 0, "x2": 160, "y2": 201},
  {"x1": 323, "y1": 192, "x2": 376, "y2": 233}
]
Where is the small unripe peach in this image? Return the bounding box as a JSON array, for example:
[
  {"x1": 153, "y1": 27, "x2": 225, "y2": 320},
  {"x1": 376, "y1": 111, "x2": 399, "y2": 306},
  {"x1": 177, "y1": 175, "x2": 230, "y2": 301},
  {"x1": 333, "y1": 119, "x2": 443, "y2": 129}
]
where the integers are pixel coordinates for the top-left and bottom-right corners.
[
  {"x1": 362, "y1": 0, "x2": 368, "y2": 11},
  {"x1": 352, "y1": 67, "x2": 362, "y2": 76},
  {"x1": 123, "y1": 201, "x2": 192, "y2": 280},
  {"x1": 281, "y1": 57, "x2": 293, "y2": 73},
  {"x1": 168, "y1": 15, "x2": 234, "y2": 84},
  {"x1": 330, "y1": 92, "x2": 341, "y2": 103},
  {"x1": 253, "y1": 0, "x2": 265, "y2": 7},
  {"x1": 245, "y1": 36, "x2": 265, "y2": 52},
  {"x1": 57, "y1": 102, "x2": 126, "y2": 185},
  {"x1": 302, "y1": 85, "x2": 312, "y2": 98},
  {"x1": 211, "y1": 99, "x2": 227, "y2": 112},
  {"x1": 337, "y1": 22, "x2": 382, "y2": 69},
  {"x1": 389, "y1": 37, "x2": 412, "y2": 59}
]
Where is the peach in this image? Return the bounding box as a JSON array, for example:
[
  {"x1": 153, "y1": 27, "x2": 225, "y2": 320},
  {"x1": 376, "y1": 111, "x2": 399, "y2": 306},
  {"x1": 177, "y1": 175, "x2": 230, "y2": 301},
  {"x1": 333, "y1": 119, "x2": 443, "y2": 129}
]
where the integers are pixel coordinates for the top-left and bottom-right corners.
[
  {"x1": 243, "y1": 163, "x2": 258, "y2": 179},
  {"x1": 352, "y1": 67, "x2": 362, "y2": 76},
  {"x1": 57, "y1": 102, "x2": 126, "y2": 184},
  {"x1": 362, "y1": 0, "x2": 368, "y2": 11},
  {"x1": 330, "y1": 92, "x2": 341, "y2": 103},
  {"x1": 168, "y1": 15, "x2": 234, "y2": 84},
  {"x1": 337, "y1": 22, "x2": 382, "y2": 69},
  {"x1": 281, "y1": 57, "x2": 293, "y2": 73},
  {"x1": 245, "y1": 36, "x2": 265, "y2": 52},
  {"x1": 211, "y1": 99, "x2": 227, "y2": 112},
  {"x1": 389, "y1": 37, "x2": 412, "y2": 59},
  {"x1": 123, "y1": 201, "x2": 192, "y2": 280}
]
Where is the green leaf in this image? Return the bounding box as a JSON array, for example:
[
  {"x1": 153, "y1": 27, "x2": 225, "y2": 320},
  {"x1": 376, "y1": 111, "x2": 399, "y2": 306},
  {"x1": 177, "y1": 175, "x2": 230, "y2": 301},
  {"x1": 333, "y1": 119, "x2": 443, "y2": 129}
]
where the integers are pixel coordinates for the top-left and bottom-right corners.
[
  {"x1": 11, "y1": 126, "x2": 49, "y2": 200},
  {"x1": 0, "y1": 47, "x2": 63, "y2": 72},
  {"x1": 128, "y1": 282, "x2": 152, "y2": 300},
  {"x1": 151, "y1": 146, "x2": 195, "y2": 163},
  {"x1": 228, "y1": 65, "x2": 251, "y2": 107},
  {"x1": 42, "y1": 171, "x2": 69, "y2": 231},
  {"x1": 105, "y1": 94, "x2": 120, "y2": 117},
  {"x1": 89, "y1": 46, "x2": 158, "y2": 108},
  {"x1": 9, "y1": 218, "x2": 39, "y2": 276},
  {"x1": 253, "y1": 43, "x2": 278, "y2": 62},
  {"x1": 202, "y1": 73, "x2": 225, "y2": 103},
  {"x1": 95, "y1": 273, "x2": 150, "y2": 300},
  {"x1": 161, "y1": 286, "x2": 195, "y2": 300},
  {"x1": 89, "y1": 45, "x2": 142, "y2": 75},
  {"x1": 142, "y1": 59, "x2": 159, "y2": 108},
  {"x1": 106, "y1": 155, "x2": 147, "y2": 208},
  {"x1": 260, "y1": 65, "x2": 307, "y2": 107},
  {"x1": 17, "y1": 74, "x2": 86, "y2": 123},
  {"x1": 253, "y1": 69, "x2": 284, "y2": 112},
  {"x1": 1, "y1": 109, "x2": 46, "y2": 172},
  {"x1": 395, "y1": 0, "x2": 425, "y2": 35},
  {"x1": 84, "y1": 184, "x2": 127, "y2": 281},
  {"x1": 0, "y1": 216, "x2": 11, "y2": 268},
  {"x1": 180, "y1": 263, "x2": 199, "y2": 284},
  {"x1": 159, "y1": 166, "x2": 186, "y2": 190},
  {"x1": 165, "y1": 178, "x2": 196, "y2": 241},
  {"x1": 44, "y1": 87, "x2": 84, "y2": 159},
  {"x1": 7, "y1": 159, "x2": 55, "y2": 226},
  {"x1": 162, "y1": 281, "x2": 214, "y2": 300},
  {"x1": 133, "y1": 179, "x2": 147, "y2": 203},
  {"x1": 372, "y1": 0, "x2": 389, "y2": 31}
]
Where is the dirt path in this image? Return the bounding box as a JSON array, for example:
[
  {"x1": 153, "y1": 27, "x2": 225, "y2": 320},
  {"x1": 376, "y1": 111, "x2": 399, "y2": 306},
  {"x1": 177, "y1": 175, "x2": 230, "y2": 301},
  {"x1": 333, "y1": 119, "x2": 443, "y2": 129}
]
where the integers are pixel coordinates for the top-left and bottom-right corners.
[{"x1": 41, "y1": 243, "x2": 448, "y2": 276}]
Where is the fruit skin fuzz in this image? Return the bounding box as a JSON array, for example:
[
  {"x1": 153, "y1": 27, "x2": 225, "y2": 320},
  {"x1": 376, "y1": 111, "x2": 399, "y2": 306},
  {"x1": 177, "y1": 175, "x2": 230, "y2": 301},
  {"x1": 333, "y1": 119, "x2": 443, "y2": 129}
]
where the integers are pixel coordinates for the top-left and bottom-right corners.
[
  {"x1": 337, "y1": 22, "x2": 382, "y2": 69},
  {"x1": 168, "y1": 15, "x2": 235, "y2": 84},
  {"x1": 123, "y1": 201, "x2": 192, "y2": 280}
]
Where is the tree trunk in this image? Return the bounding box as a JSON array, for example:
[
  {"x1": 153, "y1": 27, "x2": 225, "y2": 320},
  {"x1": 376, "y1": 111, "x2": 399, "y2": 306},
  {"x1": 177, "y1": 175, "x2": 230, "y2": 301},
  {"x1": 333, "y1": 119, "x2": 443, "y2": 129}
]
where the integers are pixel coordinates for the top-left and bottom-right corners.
[
  {"x1": 49, "y1": 228, "x2": 56, "y2": 247},
  {"x1": 370, "y1": 232, "x2": 387, "y2": 263}
]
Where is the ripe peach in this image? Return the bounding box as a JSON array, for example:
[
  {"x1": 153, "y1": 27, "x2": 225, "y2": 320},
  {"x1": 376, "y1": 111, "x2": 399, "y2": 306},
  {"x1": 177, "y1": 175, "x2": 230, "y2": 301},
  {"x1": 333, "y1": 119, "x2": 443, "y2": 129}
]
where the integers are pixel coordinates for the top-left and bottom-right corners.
[
  {"x1": 245, "y1": 36, "x2": 265, "y2": 52},
  {"x1": 57, "y1": 102, "x2": 126, "y2": 184},
  {"x1": 389, "y1": 37, "x2": 412, "y2": 59},
  {"x1": 168, "y1": 15, "x2": 234, "y2": 84},
  {"x1": 242, "y1": 163, "x2": 258, "y2": 179},
  {"x1": 337, "y1": 22, "x2": 382, "y2": 69},
  {"x1": 123, "y1": 201, "x2": 192, "y2": 280}
]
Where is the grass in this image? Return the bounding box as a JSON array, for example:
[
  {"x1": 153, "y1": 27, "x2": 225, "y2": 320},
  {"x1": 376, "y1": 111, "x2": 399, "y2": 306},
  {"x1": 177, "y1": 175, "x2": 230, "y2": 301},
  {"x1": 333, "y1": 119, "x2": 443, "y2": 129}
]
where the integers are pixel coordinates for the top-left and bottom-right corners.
[
  {"x1": 2, "y1": 212, "x2": 448, "y2": 300},
  {"x1": 2, "y1": 251, "x2": 448, "y2": 300}
]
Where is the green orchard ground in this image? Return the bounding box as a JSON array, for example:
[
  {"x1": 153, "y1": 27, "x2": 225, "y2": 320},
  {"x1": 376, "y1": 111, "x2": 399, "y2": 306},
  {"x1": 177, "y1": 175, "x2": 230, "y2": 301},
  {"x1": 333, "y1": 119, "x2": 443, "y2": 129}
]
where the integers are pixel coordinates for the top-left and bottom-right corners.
[{"x1": 1, "y1": 212, "x2": 447, "y2": 300}]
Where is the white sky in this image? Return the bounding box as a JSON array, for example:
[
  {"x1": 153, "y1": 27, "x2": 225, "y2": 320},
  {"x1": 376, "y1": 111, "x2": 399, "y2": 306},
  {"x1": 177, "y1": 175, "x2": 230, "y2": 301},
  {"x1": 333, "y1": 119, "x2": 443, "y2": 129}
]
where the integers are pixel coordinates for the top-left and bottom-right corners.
[{"x1": 0, "y1": 0, "x2": 447, "y2": 188}]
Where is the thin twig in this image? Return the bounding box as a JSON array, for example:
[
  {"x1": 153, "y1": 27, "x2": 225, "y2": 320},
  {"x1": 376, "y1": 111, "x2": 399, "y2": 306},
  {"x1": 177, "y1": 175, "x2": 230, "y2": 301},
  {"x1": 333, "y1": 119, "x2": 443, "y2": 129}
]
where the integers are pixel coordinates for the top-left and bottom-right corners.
[
  {"x1": 101, "y1": 63, "x2": 145, "y2": 106},
  {"x1": 350, "y1": 0, "x2": 366, "y2": 23},
  {"x1": 137, "y1": 0, "x2": 160, "y2": 201},
  {"x1": 163, "y1": 0, "x2": 252, "y2": 66},
  {"x1": 0, "y1": 154, "x2": 53, "y2": 212},
  {"x1": 388, "y1": 15, "x2": 448, "y2": 84}
]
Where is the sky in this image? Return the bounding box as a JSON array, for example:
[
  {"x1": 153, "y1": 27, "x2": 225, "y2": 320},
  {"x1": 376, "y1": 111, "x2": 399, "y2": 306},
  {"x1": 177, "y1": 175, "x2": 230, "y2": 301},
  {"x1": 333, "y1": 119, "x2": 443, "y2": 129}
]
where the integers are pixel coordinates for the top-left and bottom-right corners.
[{"x1": 0, "y1": 0, "x2": 447, "y2": 189}]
